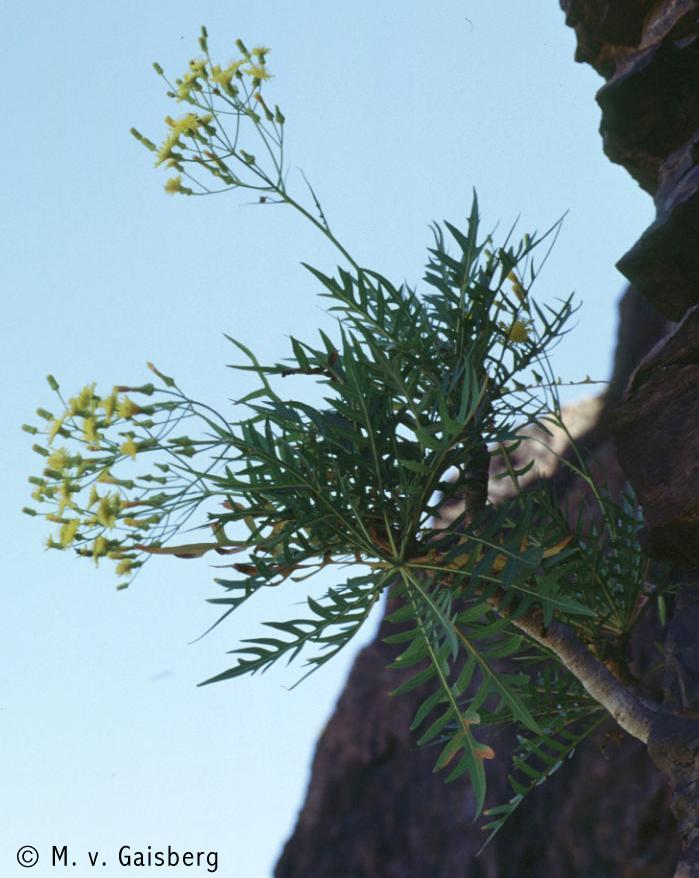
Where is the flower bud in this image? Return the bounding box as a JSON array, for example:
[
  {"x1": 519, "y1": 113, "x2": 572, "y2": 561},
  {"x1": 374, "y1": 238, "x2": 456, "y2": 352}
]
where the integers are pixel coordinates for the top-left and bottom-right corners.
[
  {"x1": 47, "y1": 374, "x2": 60, "y2": 391},
  {"x1": 146, "y1": 362, "x2": 175, "y2": 387}
]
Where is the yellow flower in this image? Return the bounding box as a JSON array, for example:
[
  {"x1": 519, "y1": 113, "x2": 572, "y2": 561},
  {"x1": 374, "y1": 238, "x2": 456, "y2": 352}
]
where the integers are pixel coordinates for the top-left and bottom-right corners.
[
  {"x1": 96, "y1": 494, "x2": 121, "y2": 529},
  {"x1": 92, "y1": 536, "x2": 109, "y2": 560},
  {"x1": 156, "y1": 130, "x2": 180, "y2": 166},
  {"x1": 47, "y1": 417, "x2": 64, "y2": 445},
  {"x1": 97, "y1": 468, "x2": 117, "y2": 484},
  {"x1": 57, "y1": 480, "x2": 78, "y2": 516},
  {"x1": 212, "y1": 60, "x2": 244, "y2": 89},
  {"x1": 252, "y1": 46, "x2": 271, "y2": 58},
  {"x1": 164, "y1": 175, "x2": 184, "y2": 195},
  {"x1": 156, "y1": 114, "x2": 213, "y2": 166},
  {"x1": 115, "y1": 558, "x2": 134, "y2": 576},
  {"x1": 100, "y1": 393, "x2": 117, "y2": 421},
  {"x1": 117, "y1": 397, "x2": 140, "y2": 419},
  {"x1": 120, "y1": 438, "x2": 138, "y2": 460},
  {"x1": 88, "y1": 485, "x2": 100, "y2": 508},
  {"x1": 166, "y1": 112, "x2": 212, "y2": 137},
  {"x1": 506, "y1": 319, "x2": 531, "y2": 345},
  {"x1": 46, "y1": 448, "x2": 70, "y2": 472},
  {"x1": 176, "y1": 60, "x2": 209, "y2": 101},
  {"x1": 244, "y1": 64, "x2": 271, "y2": 81},
  {"x1": 59, "y1": 518, "x2": 80, "y2": 547},
  {"x1": 83, "y1": 417, "x2": 100, "y2": 445},
  {"x1": 69, "y1": 383, "x2": 97, "y2": 415}
]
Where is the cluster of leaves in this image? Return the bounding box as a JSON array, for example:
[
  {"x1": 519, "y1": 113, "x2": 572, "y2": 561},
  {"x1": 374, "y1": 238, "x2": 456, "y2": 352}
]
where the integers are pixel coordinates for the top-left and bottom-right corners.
[
  {"x1": 474, "y1": 439, "x2": 671, "y2": 831},
  {"x1": 23, "y1": 200, "x2": 603, "y2": 820},
  {"x1": 24, "y1": 29, "x2": 665, "y2": 835}
]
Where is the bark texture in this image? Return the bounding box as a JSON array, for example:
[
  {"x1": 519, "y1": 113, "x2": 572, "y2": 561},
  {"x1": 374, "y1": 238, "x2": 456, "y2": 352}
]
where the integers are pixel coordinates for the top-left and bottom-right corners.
[{"x1": 275, "y1": 4, "x2": 699, "y2": 875}]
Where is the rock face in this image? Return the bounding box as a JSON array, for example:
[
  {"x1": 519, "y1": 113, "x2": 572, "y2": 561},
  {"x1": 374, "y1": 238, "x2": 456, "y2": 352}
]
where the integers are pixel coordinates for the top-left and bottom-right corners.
[
  {"x1": 275, "y1": 5, "x2": 699, "y2": 876},
  {"x1": 614, "y1": 304, "x2": 699, "y2": 564},
  {"x1": 568, "y1": 0, "x2": 699, "y2": 559},
  {"x1": 564, "y1": 0, "x2": 699, "y2": 322}
]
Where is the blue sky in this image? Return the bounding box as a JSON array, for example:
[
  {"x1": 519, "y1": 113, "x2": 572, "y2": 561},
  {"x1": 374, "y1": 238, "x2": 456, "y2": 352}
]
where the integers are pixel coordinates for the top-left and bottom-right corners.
[{"x1": 3, "y1": 3, "x2": 653, "y2": 876}]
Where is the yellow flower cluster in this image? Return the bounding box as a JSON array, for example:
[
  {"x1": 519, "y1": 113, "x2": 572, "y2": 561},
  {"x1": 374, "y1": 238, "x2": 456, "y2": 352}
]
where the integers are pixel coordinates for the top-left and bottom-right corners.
[
  {"x1": 245, "y1": 64, "x2": 271, "y2": 83},
  {"x1": 25, "y1": 377, "x2": 172, "y2": 585},
  {"x1": 211, "y1": 59, "x2": 246, "y2": 93},
  {"x1": 176, "y1": 58, "x2": 209, "y2": 101},
  {"x1": 68, "y1": 382, "x2": 97, "y2": 416},
  {"x1": 156, "y1": 113, "x2": 213, "y2": 166},
  {"x1": 174, "y1": 45, "x2": 272, "y2": 103},
  {"x1": 133, "y1": 37, "x2": 284, "y2": 198}
]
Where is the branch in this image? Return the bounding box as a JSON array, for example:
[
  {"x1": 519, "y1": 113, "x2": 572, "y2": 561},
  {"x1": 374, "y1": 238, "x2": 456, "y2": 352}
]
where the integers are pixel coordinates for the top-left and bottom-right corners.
[
  {"x1": 444, "y1": 415, "x2": 657, "y2": 744},
  {"x1": 496, "y1": 600, "x2": 655, "y2": 743}
]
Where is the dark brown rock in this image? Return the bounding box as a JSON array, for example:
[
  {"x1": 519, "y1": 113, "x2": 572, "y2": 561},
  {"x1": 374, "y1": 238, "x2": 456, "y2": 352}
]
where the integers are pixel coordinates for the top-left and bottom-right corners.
[
  {"x1": 613, "y1": 304, "x2": 699, "y2": 564},
  {"x1": 559, "y1": 0, "x2": 699, "y2": 77},
  {"x1": 277, "y1": 618, "x2": 678, "y2": 878},
  {"x1": 604, "y1": 285, "x2": 674, "y2": 410},
  {"x1": 597, "y1": 38, "x2": 699, "y2": 193},
  {"x1": 275, "y1": 617, "x2": 504, "y2": 878},
  {"x1": 617, "y1": 140, "x2": 699, "y2": 319},
  {"x1": 643, "y1": 0, "x2": 699, "y2": 49},
  {"x1": 662, "y1": 578, "x2": 699, "y2": 717},
  {"x1": 560, "y1": 0, "x2": 654, "y2": 75},
  {"x1": 588, "y1": 5, "x2": 699, "y2": 319}
]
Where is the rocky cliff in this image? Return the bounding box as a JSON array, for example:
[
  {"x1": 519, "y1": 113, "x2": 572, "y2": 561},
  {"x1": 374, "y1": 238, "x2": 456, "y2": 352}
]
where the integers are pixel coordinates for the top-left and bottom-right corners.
[{"x1": 275, "y1": 4, "x2": 699, "y2": 875}]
